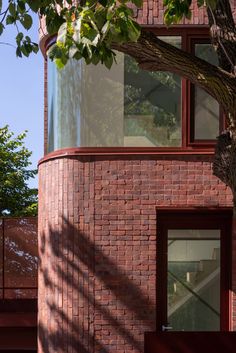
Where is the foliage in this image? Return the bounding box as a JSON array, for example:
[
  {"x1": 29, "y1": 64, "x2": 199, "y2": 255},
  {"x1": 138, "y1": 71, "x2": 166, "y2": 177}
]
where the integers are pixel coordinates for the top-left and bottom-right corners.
[
  {"x1": 0, "y1": 0, "x2": 217, "y2": 67},
  {"x1": 0, "y1": 125, "x2": 38, "y2": 217},
  {"x1": 163, "y1": 0, "x2": 217, "y2": 25}
]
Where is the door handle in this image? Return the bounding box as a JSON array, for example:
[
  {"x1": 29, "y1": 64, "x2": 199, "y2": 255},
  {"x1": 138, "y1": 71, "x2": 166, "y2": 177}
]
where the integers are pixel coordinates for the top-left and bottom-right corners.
[{"x1": 162, "y1": 324, "x2": 173, "y2": 331}]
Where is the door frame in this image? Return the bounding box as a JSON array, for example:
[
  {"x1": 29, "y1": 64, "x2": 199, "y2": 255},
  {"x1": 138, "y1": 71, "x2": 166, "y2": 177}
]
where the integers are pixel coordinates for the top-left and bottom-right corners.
[{"x1": 156, "y1": 208, "x2": 232, "y2": 332}]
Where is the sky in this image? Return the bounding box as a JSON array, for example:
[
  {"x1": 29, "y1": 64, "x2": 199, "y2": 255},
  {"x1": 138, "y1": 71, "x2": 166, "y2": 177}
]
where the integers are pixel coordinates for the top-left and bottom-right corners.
[{"x1": 0, "y1": 12, "x2": 44, "y2": 188}]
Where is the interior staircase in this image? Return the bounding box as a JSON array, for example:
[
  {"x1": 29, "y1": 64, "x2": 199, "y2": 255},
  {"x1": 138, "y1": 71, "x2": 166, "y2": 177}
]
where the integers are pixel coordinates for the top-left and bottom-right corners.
[{"x1": 168, "y1": 247, "x2": 220, "y2": 317}]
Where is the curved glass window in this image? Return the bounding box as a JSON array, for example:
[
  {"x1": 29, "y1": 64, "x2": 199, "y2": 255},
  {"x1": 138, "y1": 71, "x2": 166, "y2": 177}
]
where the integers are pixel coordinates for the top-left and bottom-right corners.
[{"x1": 47, "y1": 36, "x2": 182, "y2": 152}]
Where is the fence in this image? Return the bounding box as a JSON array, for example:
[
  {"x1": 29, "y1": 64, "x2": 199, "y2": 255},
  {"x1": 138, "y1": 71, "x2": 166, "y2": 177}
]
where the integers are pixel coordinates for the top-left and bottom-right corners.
[{"x1": 0, "y1": 217, "x2": 38, "y2": 299}]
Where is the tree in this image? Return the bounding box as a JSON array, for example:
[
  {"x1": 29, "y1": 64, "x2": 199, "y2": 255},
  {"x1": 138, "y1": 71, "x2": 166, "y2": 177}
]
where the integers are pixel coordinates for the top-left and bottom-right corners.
[
  {"x1": 0, "y1": 1, "x2": 236, "y2": 206},
  {"x1": 0, "y1": 125, "x2": 38, "y2": 216}
]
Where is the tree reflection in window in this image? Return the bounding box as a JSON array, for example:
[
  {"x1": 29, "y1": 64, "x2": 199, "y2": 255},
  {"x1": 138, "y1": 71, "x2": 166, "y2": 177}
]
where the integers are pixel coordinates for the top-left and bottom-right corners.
[{"x1": 124, "y1": 53, "x2": 181, "y2": 147}]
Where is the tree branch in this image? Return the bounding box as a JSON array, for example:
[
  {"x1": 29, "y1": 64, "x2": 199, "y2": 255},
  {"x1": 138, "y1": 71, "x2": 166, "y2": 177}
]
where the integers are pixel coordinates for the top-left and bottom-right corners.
[
  {"x1": 112, "y1": 29, "x2": 236, "y2": 121},
  {"x1": 207, "y1": 0, "x2": 236, "y2": 73}
]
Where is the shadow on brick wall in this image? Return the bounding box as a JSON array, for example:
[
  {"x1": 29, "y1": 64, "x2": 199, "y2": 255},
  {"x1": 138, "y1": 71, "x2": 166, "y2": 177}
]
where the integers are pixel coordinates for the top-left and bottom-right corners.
[{"x1": 38, "y1": 217, "x2": 155, "y2": 353}]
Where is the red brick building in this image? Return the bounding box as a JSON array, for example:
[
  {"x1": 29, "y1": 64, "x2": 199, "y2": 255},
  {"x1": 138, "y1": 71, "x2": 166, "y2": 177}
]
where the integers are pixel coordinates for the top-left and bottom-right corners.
[{"x1": 38, "y1": 2, "x2": 236, "y2": 353}]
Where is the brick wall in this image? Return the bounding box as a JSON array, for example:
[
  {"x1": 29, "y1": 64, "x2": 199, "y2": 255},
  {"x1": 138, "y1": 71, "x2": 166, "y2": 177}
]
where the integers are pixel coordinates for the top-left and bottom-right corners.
[
  {"x1": 39, "y1": 1, "x2": 236, "y2": 38},
  {"x1": 135, "y1": 0, "x2": 209, "y2": 25},
  {"x1": 38, "y1": 154, "x2": 232, "y2": 353}
]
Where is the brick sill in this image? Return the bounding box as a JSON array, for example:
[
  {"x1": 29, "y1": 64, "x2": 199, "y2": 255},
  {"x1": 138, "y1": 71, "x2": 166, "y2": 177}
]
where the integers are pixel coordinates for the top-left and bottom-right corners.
[{"x1": 38, "y1": 147, "x2": 215, "y2": 165}]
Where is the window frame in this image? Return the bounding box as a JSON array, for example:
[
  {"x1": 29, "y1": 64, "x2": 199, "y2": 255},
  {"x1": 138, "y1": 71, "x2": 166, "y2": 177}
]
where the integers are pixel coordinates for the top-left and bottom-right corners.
[
  {"x1": 187, "y1": 37, "x2": 223, "y2": 147},
  {"x1": 146, "y1": 28, "x2": 224, "y2": 151},
  {"x1": 156, "y1": 208, "x2": 232, "y2": 332}
]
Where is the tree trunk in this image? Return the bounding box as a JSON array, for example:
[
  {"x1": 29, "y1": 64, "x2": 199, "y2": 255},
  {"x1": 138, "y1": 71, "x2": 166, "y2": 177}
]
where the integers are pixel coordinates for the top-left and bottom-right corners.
[{"x1": 208, "y1": 0, "x2": 236, "y2": 197}]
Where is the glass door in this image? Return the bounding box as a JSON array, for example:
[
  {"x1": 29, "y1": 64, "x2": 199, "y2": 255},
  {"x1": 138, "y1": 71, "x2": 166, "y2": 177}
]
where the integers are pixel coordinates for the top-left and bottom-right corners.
[
  {"x1": 157, "y1": 210, "x2": 231, "y2": 333},
  {"x1": 168, "y1": 229, "x2": 220, "y2": 331}
]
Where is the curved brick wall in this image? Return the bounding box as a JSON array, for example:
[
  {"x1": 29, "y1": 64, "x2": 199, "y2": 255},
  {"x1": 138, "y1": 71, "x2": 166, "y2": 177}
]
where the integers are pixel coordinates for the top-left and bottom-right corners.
[{"x1": 38, "y1": 154, "x2": 233, "y2": 353}]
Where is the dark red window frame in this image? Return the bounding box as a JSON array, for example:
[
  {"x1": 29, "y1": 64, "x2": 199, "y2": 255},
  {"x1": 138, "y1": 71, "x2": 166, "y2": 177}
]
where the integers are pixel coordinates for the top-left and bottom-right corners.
[
  {"x1": 188, "y1": 37, "x2": 223, "y2": 146},
  {"x1": 151, "y1": 27, "x2": 223, "y2": 150}
]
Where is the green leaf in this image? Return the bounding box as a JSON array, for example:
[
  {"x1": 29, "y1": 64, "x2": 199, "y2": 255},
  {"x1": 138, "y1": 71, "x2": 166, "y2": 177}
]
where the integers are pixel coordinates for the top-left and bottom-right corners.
[
  {"x1": 131, "y1": 0, "x2": 143, "y2": 7},
  {"x1": 0, "y1": 126, "x2": 38, "y2": 216},
  {"x1": 55, "y1": 57, "x2": 66, "y2": 69},
  {"x1": 47, "y1": 44, "x2": 62, "y2": 60},
  {"x1": 16, "y1": 46, "x2": 22, "y2": 57},
  {"x1": 127, "y1": 20, "x2": 140, "y2": 42},
  {"x1": 99, "y1": 0, "x2": 108, "y2": 6},
  {"x1": 0, "y1": 23, "x2": 4, "y2": 36},
  {"x1": 73, "y1": 51, "x2": 83, "y2": 60},
  {"x1": 16, "y1": 32, "x2": 24, "y2": 45},
  {"x1": 20, "y1": 14, "x2": 33, "y2": 30},
  {"x1": 104, "y1": 52, "x2": 113, "y2": 69},
  {"x1": 17, "y1": 1, "x2": 26, "y2": 13},
  {"x1": 91, "y1": 52, "x2": 101, "y2": 65},
  {"x1": 0, "y1": 0, "x2": 2, "y2": 13},
  {"x1": 6, "y1": 15, "x2": 15, "y2": 25},
  {"x1": 32, "y1": 44, "x2": 39, "y2": 54},
  {"x1": 9, "y1": 2, "x2": 16, "y2": 17},
  {"x1": 46, "y1": 14, "x2": 64, "y2": 35},
  {"x1": 101, "y1": 20, "x2": 110, "y2": 35},
  {"x1": 21, "y1": 44, "x2": 30, "y2": 57},
  {"x1": 197, "y1": 0, "x2": 204, "y2": 6},
  {"x1": 27, "y1": 0, "x2": 40, "y2": 12}
]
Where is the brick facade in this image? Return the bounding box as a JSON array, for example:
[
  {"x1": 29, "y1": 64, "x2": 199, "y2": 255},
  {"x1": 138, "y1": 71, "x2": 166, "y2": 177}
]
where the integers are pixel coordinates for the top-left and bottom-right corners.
[
  {"x1": 135, "y1": 0, "x2": 209, "y2": 25},
  {"x1": 38, "y1": 1, "x2": 236, "y2": 352},
  {"x1": 38, "y1": 155, "x2": 233, "y2": 353}
]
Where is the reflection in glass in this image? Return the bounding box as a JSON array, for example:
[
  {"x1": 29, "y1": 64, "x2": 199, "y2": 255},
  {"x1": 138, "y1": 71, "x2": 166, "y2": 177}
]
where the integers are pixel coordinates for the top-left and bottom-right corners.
[
  {"x1": 168, "y1": 229, "x2": 220, "y2": 331},
  {"x1": 194, "y1": 44, "x2": 219, "y2": 140},
  {"x1": 47, "y1": 36, "x2": 182, "y2": 151},
  {"x1": 124, "y1": 36, "x2": 181, "y2": 147},
  {"x1": 48, "y1": 54, "x2": 124, "y2": 151},
  {"x1": 4, "y1": 218, "x2": 38, "y2": 289},
  {"x1": 0, "y1": 218, "x2": 37, "y2": 299}
]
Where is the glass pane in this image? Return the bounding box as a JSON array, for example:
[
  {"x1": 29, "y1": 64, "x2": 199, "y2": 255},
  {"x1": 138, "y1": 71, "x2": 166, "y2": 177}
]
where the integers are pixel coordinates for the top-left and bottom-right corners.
[
  {"x1": 4, "y1": 218, "x2": 38, "y2": 288},
  {"x1": 168, "y1": 229, "x2": 220, "y2": 331},
  {"x1": 48, "y1": 54, "x2": 124, "y2": 151},
  {"x1": 124, "y1": 36, "x2": 181, "y2": 147},
  {"x1": 47, "y1": 36, "x2": 182, "y2": 150},
  {"x1": 194, "y1": 44, "x2": 219, "y2": 140}
]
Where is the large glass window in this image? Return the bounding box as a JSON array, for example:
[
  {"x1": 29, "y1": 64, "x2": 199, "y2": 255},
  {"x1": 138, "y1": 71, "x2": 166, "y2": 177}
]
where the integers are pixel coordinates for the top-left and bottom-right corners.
[
  {"x1": 47, "y1": 32, "x2": 221, "y2": 152},
  {"x1": 48, "y1": 53, "x2": 125, "y2": 150},
  {"x1": 47, "y1": 36, "x2": 181, "y2": 152}
]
